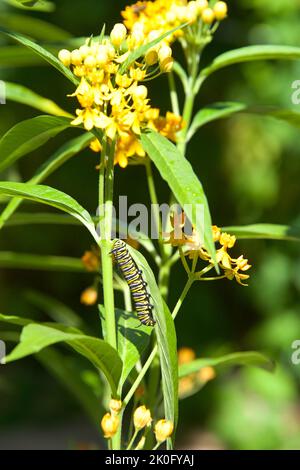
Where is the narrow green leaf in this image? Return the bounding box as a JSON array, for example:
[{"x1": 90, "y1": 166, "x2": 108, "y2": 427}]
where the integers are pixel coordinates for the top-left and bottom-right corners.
[
  {"x1": 179, "y1": 351, "x2": 275, "y2": 378},
  {"x1": 140, "y1": 130, "x2": 216, "y2": 265},
  {"x1": 25, "y1": 290, "x2": 83, "y2": 328},
  {"x1": 37, "y1": 348, "x2": 101, "y2": 426},
  {"x1": 0, "y1": 252, "x2": 85, "y2": 272},
  {"x1": 0, "y1": 182, "x2": 96, "y2": 238},
  {"x1": 3, "y1": 324, "x2": 122, "y2": 395},
  {"x1": 0, "y1": 133, "x2": 93, "y2": 230},
  {"x1": 0, "y1": 13, "x2": 71, "y2": 41},
  {"x1": 188, "y1": 102, "x2": 300, "y2": 139},
  {"x1": 4, "y1": 0, "x2": 55, "y2": 12},
  {"x1": 1, "y1": 30, "x2": 79, "y2": 85},
  {"x1": 120, "y1": 23, "x2": 188, "y2": 73},
  {"x1": 188, "y1": 102, "x2": 246, "y2": 140},
  {"x1": 223, "y1": 224, "x2": 300, "y2": 242},
  {"x1": 0, "y1": 312, "x2": 33, "y2": 327},
  {"x1": 127, "y1": 244, "x2": 178, "y2": 448},
  {"x1": 201, "y1": 45, "x2": 300, "y2": 79},
  {"x1": 99, "y1": 306, "x2": 152, "y2": 390},
  {"x1": 5, "y1": 81, "x2": 72, "y2": 116},
  {"x1": 0, "y1": 115, "x2": 72, "y2": 173}
]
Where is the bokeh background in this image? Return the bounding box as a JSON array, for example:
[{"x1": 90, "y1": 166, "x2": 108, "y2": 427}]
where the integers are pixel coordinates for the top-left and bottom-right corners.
[{"x1": 1, "y1": 0, "x2": 300, "y2": 450}]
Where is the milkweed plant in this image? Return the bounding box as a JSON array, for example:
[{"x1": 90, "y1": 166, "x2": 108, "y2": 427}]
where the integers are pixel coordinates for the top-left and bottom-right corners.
[{"x1": 0, "y1": 0, "x2": 299, "y2": 450}]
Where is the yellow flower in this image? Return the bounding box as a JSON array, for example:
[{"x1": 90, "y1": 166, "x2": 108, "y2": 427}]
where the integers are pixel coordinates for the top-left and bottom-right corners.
[
  {"x1": 133, "y1": 405, "x2": 152, "y2": 430},
  {"x1": 80, "y1": 287, "x2": 98, "y2": 306},
  {"x1": 198, "y1": 366, "x2": 216, "y2": 383},
  {"x1": 201, "y1": 8, "x2": 215, "y2": 25},
  {"x1": 101, "y1": 413, "x2": 119, "y2": 438},
  {"x1": 58, "y1": 49, "x2": 71, "y2": 66},
  {"x1": 81, "y1": 248, "x2": 100, "y2": 272},
  {"x1": 154, "y1": 419, "x2": 174, "y2": 443},
  {"x1": 178, "y1": 347, "x2": 196, "y2": 365},
  {"x1": 110, "y1": 23, "x2": 127, "y2": 47},
  {"x1": 214, "y1": 1, "x2": 228, "y2": 21},
  {"x1": 109, "y1": 399, "x2": 122, "y2": 416}
]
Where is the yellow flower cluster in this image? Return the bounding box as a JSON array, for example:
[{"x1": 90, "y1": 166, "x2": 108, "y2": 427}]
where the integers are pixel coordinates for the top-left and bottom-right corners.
[
  {"x1": 165, "y1": 214, "x2": 251, "y2": 286},
  {"x1": 58, "y1": 24, "x2": 183, "y2": 168},
  {"x1": 122, "y1": 0, "x2": 228, "y2": 44},
  {"x1": 101, "y1": 401, "x2": 173, "y2": 448},
  {"x1": 178, "y1": 347, "x2": 216, "y2": 399}
]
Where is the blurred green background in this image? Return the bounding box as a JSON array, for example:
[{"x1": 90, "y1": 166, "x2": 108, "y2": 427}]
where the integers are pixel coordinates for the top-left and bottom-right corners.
[{"x1": 0, "y1": 0, "x2": 300, "y2": 450}]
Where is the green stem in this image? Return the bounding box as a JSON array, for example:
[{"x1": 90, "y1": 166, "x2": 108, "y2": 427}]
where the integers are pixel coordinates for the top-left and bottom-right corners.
[
  {"x1": 127, "y1": 429, "x2": 139, "y2": 451},
  {"x1": 145, "y1": 158, "x2": 164, "y2": 255},
  {"x1": 123, "y1": 276, "x2": 194, "y2": 408},
  {"x1": 171, "y1": 276, "x2": 194, "y2": 319},
  {"x1": 98, "y1": 139, "x2": 117, "y2": 350},
  {"x1": 168, "y1": 71, "x2": 180, "y2": 116}
]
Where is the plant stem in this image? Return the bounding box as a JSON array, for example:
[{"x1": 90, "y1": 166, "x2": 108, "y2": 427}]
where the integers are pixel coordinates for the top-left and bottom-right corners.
[
  {"x1": 145, "y1": 158, "x2": 164, "y2": 256},
  {"x1": 123, "y1": 276, "x2": 194, "y2": 407},
  {"x1": 171, "y1": 276, "x2": 194, "y2": 319},
  {"x1": 127, "y1": 429, "x2": 139, "y2": 451},
  {"x1": 168, "y1": 71, "x2": 180, "y2": 116},
  {"x1": 98, "y1": 139, "x2": 117, "y2": 350}
]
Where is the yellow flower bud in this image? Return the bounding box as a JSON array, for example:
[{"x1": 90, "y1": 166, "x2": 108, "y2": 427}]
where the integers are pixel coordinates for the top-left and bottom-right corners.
[
  {"x1": 154, "y1": 419, "x2": 174, "y2": 443},
  {"x1": 133, "y1": 85, "x2": 148, "y2": 100},
  {"x1": 84, "y1": 55, "x2": 96, "y2": 68},
  {"x1": 110, "y1": 23, "x2": 127, "y2": 47},
  {"x1": 133, "y1": 405, "x2": 152, "y2": 430},
  {"x1": 80, "y1": 287, "x2": 98, "y2": 306},
  {"x1": 214, "y1": 1, "x2": 228, "y2": 21},
  {"x1": 197, "y1": 366, "x2": 216, "y2": 383},
  {"x1": 202, "y1": 8, "x2": 215, "y2": 24},
  {"x1": 158, "y1": 45, "x2": 172, "y2": 64},
  {"x1": 196, "y1": 0, "x2": 208, "y2": 14},
  {"x1": 145, "y1": 49, "x2": 158, "y2": 66},
  {"x1": 101, "y1": 413, "x2": 119, "y2": 438},
  {"x1": 178, "y1": 347, "x2": 196, "y2": 365},
  {"x1": 58, "y1": 49, "x2": 71, "y2": 67},
  {"x1": 109, "y1": 399, "x2": 122, "y2": 415},
  {"x1": 70, "y1": 49, "x2": 82, "y2": 66},
  {"x1": 96, "y1": 45, "x2": 109, "y2": 66},
  {"x1": 79, "y1": 44, "x2": 90, "y2": 59},
  {"x1": 160, "y1": 57, "x2": 174, "y2": 73}
]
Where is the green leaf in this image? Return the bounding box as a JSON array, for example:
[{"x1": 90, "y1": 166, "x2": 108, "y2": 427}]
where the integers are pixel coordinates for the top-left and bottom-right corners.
[
  {"x1": 4, "y1": 0, "x2": 55, "y2": 12},
  {"x1": 201, "y1": 45, "x2": 300, "y2": 79},
  {"x1": 37, "y1": 348, "x2": 101, "y2": 426},
  {"x1": 188, "y1": 102, "x2": 246, "y2": 140},
  {"x1": 0, "y1": 13, "x2": 71, "y2": 40},
  {"x1": 3, "y1": 324, "x2": 122, "y2": 395},
  {"x1": 99, "y1": 306, "x2": 152, "y2": 390},
  {"x1": 188, "y1": 102, "x2": 300, "y2": 139},
  {"x1": 0, "y1": 312, "x2": 33, "y2": 327},
  {"x1": 127, "y1": 244, "x2": 178, "y2": 448},
  {"x1": 120, "y1": 23, "x2": 188, "y2": 73},
  {"x1": 1, "y1": 30, "x2": 78, "y2": 85},
  {"x1": 179, "y1": 351, "x2": 275, "y2": 379},
  {"x1": 0, "y1": 182, "x2": 96, "y2": 238},
  {"x1": 5, "y1": 81, "x2": 72, "y2": 116},
  {"x1": 0, "y1": 252, "x2": 85, "y2": 272},
  {"x1": 223, "y1": 224, "x2": 300, "y2": 242},
  {"x1": 140, "y1": 130, "x2": 216, "y2": 265},
  {"x1": 25, "y1": 290, "x2": 83, "y2": 328},
  {"x1": 0, "y1": 133, "x2": 93, "y2": 230},
  {"x1": 0, "y1": 115, "x2": 72, "y2": 173}
]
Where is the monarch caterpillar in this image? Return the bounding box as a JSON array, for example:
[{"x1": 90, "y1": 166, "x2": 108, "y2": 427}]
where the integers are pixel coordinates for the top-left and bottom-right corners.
[{"x1": 111, "y1": 239, "x2": 156, "y2": 327}]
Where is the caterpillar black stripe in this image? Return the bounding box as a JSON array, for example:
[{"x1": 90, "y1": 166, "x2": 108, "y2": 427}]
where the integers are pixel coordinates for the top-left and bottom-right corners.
[{"x1": 111, "y1": 239, "x2": 156, "y2": 327}]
